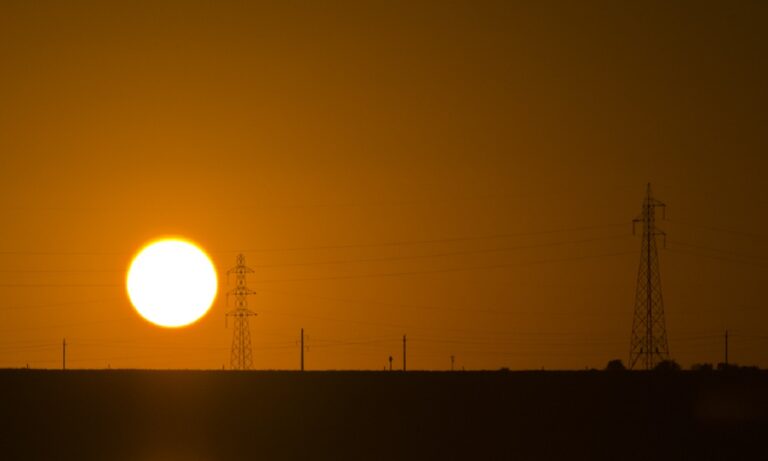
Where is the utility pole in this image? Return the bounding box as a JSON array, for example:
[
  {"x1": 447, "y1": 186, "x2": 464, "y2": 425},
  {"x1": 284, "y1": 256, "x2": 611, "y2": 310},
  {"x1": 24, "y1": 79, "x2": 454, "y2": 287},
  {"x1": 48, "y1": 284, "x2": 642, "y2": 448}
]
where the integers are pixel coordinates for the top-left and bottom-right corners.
[
  {"x1": 402, "y1": 334, "x2": 407, "y2": 371},
  {"x1": 724, "y1": 329, "x2": 729, "y2": 366},
  {"x1": 629, "y1": 184, "x2": 670, "y2": 370},
  {"x1": 300, "y1": 328, "x2": 305, "y2": 371},
  {"x1": 226, "y1": 253, "x2": 258, "y2": 370},
  {"x1": 451, "y1": 355, "x2": 455, "y2": 371},
  {"x1": 62, "y1": 338, "x2": 66, "y2": 370}
]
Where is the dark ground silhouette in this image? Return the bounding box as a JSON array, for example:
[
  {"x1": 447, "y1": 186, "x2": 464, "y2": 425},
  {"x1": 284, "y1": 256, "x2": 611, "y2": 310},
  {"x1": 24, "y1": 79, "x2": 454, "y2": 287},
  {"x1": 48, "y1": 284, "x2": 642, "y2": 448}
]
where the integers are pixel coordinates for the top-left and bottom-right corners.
[{"x1": 1, "y1": 369, "x2": 766, "y2": 460}]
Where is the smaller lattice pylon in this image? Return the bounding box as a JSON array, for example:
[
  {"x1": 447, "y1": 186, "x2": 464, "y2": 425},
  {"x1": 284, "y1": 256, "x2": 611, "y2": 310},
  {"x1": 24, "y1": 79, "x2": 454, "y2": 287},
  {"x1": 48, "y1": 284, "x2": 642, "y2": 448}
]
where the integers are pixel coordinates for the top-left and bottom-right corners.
[{"x1": 225, "y1": 253, "x2": 258, "y2": 370}]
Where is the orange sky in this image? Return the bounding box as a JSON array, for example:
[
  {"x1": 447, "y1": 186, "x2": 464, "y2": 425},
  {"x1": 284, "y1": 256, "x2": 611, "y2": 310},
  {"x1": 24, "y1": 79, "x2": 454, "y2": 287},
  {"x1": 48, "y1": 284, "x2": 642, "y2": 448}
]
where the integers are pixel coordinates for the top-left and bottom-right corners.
[{"x1": 1, "y1": 1, "x2": 766, "y2": 370}]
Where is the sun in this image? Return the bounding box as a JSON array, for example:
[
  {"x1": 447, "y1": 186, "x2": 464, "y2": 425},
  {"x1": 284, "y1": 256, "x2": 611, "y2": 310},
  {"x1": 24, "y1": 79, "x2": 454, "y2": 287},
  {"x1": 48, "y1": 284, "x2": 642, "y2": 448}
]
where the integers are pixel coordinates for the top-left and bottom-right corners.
[{"x1": 126, "y1": 238, "x2": 218, "y2": 328}]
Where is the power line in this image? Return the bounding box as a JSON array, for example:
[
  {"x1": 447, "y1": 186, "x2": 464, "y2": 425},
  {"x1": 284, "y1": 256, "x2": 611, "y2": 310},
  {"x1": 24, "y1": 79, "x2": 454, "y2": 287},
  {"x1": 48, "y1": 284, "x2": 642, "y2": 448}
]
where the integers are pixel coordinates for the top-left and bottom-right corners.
[
  {"x1": 227, "y1": 223, "x2": 628, "y2": 254},
  {"x1": 246, "y1": 234, "x2": 632, "y2": 269},
  {"x1": 667, "y1": 239, "x2": 768, "y2": 263},
  {"x1": 251, "y1": 250, "x2": 638, "y2": 284},
  {"x1": 665, "y1": 247, "x2": 768, "y2": 269},
  {"x1": 309, "y1": 338, "x2": 397, "y2": 349},
  {"x1": 0, "y1": 234, "x2": 630, "y2": 277},
  {"x1": 0, "y1": 298, "x2": 118, "y2": 311},
  {"x1": 667, "y1": 218, "x2": 766, "y2": 240},
  {"x1": 0, "y1": 223, "x2": 628, "y2": 257},
  {"x1": 0, "y1": 249, "x2": 128, "y2": 256},
  {"x1": 0, "y1": 316, "x2": 133, "y2": 334},
  {"x1": 0, "y1": 283, "x2": 120, "y2": 288},
  {"x1": 0, "y1": 184, "x2": 637, "y2": 214},
  {"x1": 257, "y1": 286, "x2": 625, "y2": 320},
  {"x1": 0, "y1": 268, "x2": 123, "y2": 274},
  {"x1": 257, "y1": 301, "x2": 627, "y2": 339}
]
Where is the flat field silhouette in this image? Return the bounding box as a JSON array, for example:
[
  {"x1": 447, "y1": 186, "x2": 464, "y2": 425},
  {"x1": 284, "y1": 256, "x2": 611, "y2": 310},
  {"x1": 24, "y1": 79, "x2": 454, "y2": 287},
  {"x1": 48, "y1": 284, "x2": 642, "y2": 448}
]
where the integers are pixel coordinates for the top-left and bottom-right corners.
[{"x1": 2, "y1": 369, "x2": 766, "y2": 460}]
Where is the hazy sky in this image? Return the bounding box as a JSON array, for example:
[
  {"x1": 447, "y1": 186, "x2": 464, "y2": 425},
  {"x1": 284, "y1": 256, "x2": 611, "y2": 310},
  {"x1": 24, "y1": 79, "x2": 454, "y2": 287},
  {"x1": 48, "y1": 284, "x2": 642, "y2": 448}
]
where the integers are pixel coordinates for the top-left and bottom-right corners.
[{"x1": 1, "y1": 0, "x2": 766, "y2": 370}]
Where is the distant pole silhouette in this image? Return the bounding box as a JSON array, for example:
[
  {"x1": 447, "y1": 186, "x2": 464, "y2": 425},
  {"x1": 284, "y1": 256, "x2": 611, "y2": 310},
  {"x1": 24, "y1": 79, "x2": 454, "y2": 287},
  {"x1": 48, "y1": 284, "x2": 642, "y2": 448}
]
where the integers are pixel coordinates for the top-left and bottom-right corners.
[
  {"x1": 724, "y1": 329, "x2": 729, "y2": 366},
  {"x1": 62, "y1": 338, "x2": 66, "y2": 370},
  {"x1": 629, "y1": 184, "x2": 670, "y2": 370},
  {"x1": 300, "y1": 328, "x2": 305, "y2": 371},
  {"x1": 388, "y1": 355, "x2": 393, "y2": 371},
  {"x1": 226, "y1": 254, "x2": 258, "y2": 370},
  {"x1": 402, "y1": 335, "x2": 407, "y2": 371},
  {"x1": 451, "y1": 355, "x2": 455, "y2": 371}
]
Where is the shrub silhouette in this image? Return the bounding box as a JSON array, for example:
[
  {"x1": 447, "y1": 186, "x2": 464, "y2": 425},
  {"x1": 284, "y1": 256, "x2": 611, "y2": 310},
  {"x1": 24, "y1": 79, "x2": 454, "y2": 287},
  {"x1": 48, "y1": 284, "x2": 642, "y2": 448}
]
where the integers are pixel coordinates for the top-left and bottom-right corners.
[
  {"x1": 653, "y1": 359, "x2": 681, "y2": 372},
  {"x1": 691, "y1": 363, "x2": 713, "y2": 371},
  {"x1": 605, "y1": 359, "x2": 626, "y2": 371}
]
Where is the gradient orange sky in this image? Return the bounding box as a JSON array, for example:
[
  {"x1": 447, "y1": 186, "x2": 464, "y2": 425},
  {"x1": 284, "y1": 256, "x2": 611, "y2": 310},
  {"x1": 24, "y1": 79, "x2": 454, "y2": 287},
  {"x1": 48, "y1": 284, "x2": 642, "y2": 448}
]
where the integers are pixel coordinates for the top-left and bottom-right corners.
[{"x1": 1, "y1": 1, "x2": 766, "y2": 370}]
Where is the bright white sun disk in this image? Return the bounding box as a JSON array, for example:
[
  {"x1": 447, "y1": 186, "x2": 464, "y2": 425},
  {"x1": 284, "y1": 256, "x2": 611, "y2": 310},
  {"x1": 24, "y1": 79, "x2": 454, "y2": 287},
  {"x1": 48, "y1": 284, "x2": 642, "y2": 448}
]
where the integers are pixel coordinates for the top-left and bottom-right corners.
[{"x1": 127, "y1": 239, "x2": 218, "y2": 328}]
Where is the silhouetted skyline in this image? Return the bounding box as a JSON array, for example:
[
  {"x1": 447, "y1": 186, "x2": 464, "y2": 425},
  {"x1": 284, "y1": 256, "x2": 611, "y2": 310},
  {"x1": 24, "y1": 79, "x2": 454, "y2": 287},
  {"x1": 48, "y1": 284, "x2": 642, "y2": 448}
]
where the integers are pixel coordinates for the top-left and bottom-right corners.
[{"x1": 0, "y1": 1, "x2": 766, "y2": 370}]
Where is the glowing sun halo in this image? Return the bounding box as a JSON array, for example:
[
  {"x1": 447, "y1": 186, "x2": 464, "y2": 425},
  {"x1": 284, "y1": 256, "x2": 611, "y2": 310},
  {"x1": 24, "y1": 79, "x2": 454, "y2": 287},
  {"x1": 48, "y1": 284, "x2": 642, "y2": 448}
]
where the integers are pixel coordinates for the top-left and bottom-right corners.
[{"x1": 127, "y1": 239, "x2": 218, "y2": 328}]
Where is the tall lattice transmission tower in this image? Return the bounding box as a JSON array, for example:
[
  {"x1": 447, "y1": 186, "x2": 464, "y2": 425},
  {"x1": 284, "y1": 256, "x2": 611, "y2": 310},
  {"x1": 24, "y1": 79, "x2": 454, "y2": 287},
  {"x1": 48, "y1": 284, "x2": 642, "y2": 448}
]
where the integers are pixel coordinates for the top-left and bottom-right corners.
[
  {"x1": 629, "y1": 184, "x2": 670, "y2": 370},
  {"x1": 226, "y1": 253, "x2": 257, "y2": 370}
]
